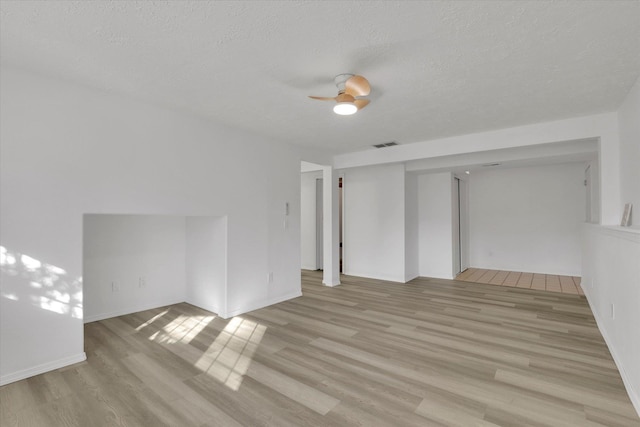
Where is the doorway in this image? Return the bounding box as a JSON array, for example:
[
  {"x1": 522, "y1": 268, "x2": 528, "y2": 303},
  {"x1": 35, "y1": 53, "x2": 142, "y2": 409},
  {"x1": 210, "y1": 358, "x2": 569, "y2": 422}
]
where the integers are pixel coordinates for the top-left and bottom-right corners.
[
  {"x1": 585, "y1": 164, "x2": 592, "y2": 223},
  {"x1": 316, "y1": 176, "x2": 344, "y2": 273},
  {"x1": 453, "y1": 176, "x2": 469, "y2": 276},
  {"x1": 339, "y1": 177, "x2": 343, "y2": 273},
  {"x1": 315, "y1": 178, "x2": 323, "y2": 270}
]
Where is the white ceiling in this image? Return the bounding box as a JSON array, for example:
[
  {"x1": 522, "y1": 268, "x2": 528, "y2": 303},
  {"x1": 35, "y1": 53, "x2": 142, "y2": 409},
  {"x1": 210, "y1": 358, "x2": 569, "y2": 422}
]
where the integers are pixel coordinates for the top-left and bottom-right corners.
[{"x1": 1, "y1": 1, "x2": 639, "y2": 154}]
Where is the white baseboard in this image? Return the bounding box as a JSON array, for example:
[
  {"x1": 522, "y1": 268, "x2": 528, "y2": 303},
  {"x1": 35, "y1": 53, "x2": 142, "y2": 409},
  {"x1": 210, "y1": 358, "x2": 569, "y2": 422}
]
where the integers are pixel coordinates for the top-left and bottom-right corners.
[
  {"x1": 84, "y1": 291, "x2": 303, "y2": 322},
  {"x1": 583, "y1": 287, "x2": 640, "y2": 417},
  {"x1": 404, "y1": 273, "x2": 420, "y2": 283},
  {"x1": 83, "y1": 298, "x2": 184, "y2": 323},
  {"x1": 342, "y1": 270, "x2": 406, "y2": 283},
  {"x1": 322, "y1": 279, "x2": 341, "y2": 287},
  {"x1": 223, "y1": 291, "x2": 302, "y2": 319},
  {"x1": 0, "y1": 352, "x2": 87, "y2": 386},
  {"x1": 417, "y1": 272, "x2": 454, "y2": 280},
  {"x1": 184, "y1": 299, "x2": 223, "y2": 318}
]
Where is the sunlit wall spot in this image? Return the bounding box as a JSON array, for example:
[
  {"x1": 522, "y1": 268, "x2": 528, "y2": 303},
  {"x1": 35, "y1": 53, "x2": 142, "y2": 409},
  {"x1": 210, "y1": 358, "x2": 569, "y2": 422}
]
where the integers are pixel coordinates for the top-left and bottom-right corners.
[
  {"x1": 21, "y1": 254, "x2": 42, "y2": 271},
  {"x1": 0, "y1": 246, "x2": 83, "y2": 319}
]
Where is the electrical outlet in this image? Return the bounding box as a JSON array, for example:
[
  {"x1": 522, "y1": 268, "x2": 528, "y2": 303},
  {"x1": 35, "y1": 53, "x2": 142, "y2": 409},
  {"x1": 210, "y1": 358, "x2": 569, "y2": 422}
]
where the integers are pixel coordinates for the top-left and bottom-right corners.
[
  {"x1": 268, "y1": 272, "x2": 274, "y2": 284},
  {"x1": 111, "y1": 281, "x2": 120, "y2": 292},
  {"x1": 139, "y1": 276, "x2": 146, "y2": 288}
]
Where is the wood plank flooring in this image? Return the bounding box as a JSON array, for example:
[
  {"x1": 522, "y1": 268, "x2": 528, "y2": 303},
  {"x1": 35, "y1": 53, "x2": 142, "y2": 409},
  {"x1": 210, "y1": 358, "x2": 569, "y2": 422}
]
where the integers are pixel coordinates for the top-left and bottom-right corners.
[
  {"x1": 1, "y1": 271, "x2": 638, "y2": 426},
  {"x1": 457, "y1": 268, "x2": 584, "y2": 295}
]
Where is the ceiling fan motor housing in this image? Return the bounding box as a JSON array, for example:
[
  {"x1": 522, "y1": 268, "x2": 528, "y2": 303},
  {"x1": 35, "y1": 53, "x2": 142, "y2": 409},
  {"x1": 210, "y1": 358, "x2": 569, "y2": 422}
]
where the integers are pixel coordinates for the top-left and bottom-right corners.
[{"x1": 334, "y1": 73, "x2": 355, "y2": 92}]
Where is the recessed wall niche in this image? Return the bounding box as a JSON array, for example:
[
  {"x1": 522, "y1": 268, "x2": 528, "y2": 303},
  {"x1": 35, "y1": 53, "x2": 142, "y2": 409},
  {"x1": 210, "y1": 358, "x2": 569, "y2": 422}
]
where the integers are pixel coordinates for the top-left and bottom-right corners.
[{"x1": 83, "y1": 214, "x2": 227, "y2": 322}]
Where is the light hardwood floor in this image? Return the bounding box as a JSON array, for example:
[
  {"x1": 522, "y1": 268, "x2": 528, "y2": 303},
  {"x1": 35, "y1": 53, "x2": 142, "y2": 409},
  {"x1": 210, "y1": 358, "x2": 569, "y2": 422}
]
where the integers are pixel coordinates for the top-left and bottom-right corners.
[
  {"x1": 457, "y1": 268, "x2": 584, "y2": 295},
  {"x1": 1, "y1": 271, "x2": 638, "y2": 426}
]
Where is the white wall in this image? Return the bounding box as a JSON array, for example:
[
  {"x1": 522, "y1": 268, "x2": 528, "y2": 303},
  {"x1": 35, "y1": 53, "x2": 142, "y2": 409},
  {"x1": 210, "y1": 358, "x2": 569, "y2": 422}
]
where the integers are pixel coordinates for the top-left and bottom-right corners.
[
  {"x1": 0, "y1": 67, "x2": 303, "y2": 384},
  {"x1": 186, "y1": 216, "x2": 227, "y2": 316},
  {"x1": 343, "y1": 164, "x2": 406, "y2": 282},
  {"x1": 83, "y1": 215, "x2": 187, "y2": 322},
  {"x1": 265, "y1": 168, "x2": 303, "y2": 311},
  {"x1": 418, "y1": 172, "x2": 454, "y2": 279},
  {"x1": 618, "y1": 76, "x2": 640, "y2": 222},
  {"x1": 580, "y1": 79, "x2": 640, "y2": 415},
  {"x1": 404, "y1": 173, "x2": 419, "y2": 281},
  {"x1": 300, "y1": 171, "x2": 322, "y2": 270},
  {"x1": 581, "y1": 226, "x2": 640, "y2": 413},
  {"x1": 468, "y1": 163, "x2": 585, "y2": 276}
]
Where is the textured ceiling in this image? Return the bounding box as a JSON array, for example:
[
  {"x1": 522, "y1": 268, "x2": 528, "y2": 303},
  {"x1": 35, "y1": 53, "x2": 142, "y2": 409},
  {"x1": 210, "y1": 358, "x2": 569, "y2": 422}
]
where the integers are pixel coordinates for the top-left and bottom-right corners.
[{"x1": 1, "y1": 1, "x2": 639, "y2": 153}]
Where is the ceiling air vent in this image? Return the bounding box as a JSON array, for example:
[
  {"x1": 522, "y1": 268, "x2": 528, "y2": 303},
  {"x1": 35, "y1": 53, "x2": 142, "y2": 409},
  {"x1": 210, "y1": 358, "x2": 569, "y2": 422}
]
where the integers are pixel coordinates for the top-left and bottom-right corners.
[{"x1": 373, "y1": 141, "x2": 398, "y2": 149}]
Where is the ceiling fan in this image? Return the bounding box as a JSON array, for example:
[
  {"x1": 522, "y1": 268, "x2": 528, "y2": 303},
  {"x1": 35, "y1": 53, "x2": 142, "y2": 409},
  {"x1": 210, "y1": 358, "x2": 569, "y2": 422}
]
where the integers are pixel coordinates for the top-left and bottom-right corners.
[{"x1": 309, "y1": 74, "x2": 371, "y2": 115}]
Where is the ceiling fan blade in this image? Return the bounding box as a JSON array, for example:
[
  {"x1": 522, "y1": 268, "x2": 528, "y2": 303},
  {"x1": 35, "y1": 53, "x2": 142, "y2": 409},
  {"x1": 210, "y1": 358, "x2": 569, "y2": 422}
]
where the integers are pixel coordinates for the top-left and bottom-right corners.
[
  {"x1": 335, "y1": 93, "x2": 355, "y2": 103},
  {"x1": 354, "y1": 99, "x2": 370, "y2": 110},
  {"x1": 308, "y1": 95, "x2": 337, "y2": 101},
  {"x1": 344, "y1": 75, "x2": 370, "y2": 97}
]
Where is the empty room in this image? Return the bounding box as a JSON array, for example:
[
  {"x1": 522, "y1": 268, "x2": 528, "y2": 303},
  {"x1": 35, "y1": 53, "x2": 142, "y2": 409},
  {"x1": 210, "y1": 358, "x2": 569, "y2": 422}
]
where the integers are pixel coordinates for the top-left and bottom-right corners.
[{"x1": 1, "y1": 1, "x2": 639, "y2": 426}]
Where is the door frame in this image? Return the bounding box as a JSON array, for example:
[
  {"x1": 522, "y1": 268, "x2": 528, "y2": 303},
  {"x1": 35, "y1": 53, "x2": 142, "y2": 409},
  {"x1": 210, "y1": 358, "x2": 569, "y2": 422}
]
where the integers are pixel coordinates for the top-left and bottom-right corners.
[
  {"x1": 315, "y1": 178, "x2": 323, "y2": 270},
  {"x1": 453, "y1": 174, "x2": 469, "y2": 276}
]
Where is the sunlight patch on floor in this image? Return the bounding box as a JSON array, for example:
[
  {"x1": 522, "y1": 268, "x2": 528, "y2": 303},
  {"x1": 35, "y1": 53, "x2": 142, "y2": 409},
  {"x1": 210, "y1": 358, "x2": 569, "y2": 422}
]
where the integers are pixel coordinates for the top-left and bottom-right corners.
[
  {"x1": 147, "y1": 313, "x2": 215, "y2": 345},
  {"x1": 195, "y1": 316, "x2": 266, "y2": 391},
  {"x1": 136, "y1": 309, "x2": 170, "y2": 331}
]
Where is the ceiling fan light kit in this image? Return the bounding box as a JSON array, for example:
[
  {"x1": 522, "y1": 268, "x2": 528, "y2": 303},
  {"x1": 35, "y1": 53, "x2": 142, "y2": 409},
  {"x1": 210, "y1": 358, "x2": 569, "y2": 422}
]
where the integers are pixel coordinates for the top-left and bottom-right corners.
[
  {"x1": 309, "y1": 73, "x2": 371, "y2": 115},
  {"x1": 333, "y1": 102, "x2": 358, "y2": 115}
]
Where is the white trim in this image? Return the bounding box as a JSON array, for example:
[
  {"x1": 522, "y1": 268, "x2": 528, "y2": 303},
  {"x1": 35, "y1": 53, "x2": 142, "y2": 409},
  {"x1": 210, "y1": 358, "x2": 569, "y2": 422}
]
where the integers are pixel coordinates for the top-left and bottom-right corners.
[
  {"x1": 584, "y1": 222, "x2": 640, "y2": 242},
  {"x1": 223, "y1": 291, "x2": 302, "y2": 319},
  {"x1": 322, "y1": 279, "x2": 341, "y2": 287},
  {"x1": 0, "y1": 352, "x2": 87, "y2": 386},
  {"x1": 404, "y1": 273, "x2": 420, "y2": 283},
  {"x1": 342, "y1": 271, "x2": 407, "y2": 283},
  {"x1": 583, "y1": 287, "x2": 640, "y2": 417},
  {"x1": 184, "y1": 299, "x2": 223, "y2": 318},
  {"x1": 83, "y1": 298, "x2": 184, "y2": 323},
  {"x1": 600, "y1": 225, "x2": 640, "y2": 241}
]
